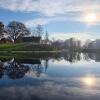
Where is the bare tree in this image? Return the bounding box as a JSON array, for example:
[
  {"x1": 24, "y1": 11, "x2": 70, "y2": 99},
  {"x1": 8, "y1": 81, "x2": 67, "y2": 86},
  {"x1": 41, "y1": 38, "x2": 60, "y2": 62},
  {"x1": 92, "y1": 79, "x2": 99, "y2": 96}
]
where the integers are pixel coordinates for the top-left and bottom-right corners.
[
  {"x1": 0, "y1": 21, "x2": 4, "y2": 39},
  {"x1": 34, "y1": 25, "x2": 43, "y2": 37},
  {"x1": 83, "y1": 39, "x2": 92, "y2": 50},
  {"x1": 5, "y1": 21, "x2": 30, "y2": 42},
  {"x1": 44, "y1": 30, "x2": 49, "y2": 44}
]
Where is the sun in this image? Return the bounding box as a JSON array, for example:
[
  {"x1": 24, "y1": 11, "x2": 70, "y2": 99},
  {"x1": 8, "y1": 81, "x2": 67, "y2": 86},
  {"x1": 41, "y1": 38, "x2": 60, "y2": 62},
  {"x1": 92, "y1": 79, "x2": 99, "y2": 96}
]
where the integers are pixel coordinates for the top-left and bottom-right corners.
[{"x1": 84, "y1": 13, "x2": 97, "y2": 25}]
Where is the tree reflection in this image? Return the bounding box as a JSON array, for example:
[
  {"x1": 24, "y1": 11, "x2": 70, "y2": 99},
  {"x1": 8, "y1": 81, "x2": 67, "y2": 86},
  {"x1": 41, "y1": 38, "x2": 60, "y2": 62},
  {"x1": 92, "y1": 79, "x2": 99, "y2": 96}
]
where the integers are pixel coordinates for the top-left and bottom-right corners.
[
  {"x1": 88, "y1": 53, "x2": 100, "y2": 62},
  {"x1": 33, "y1": 64, "x2": 43, "y2": 77},
  {"x1": 0, "y1": 58, "x2": 43, "y2": 79},
  {"x1": 44, "y1": 59, "x2": 49, "y2": 72},
  {"x1": 31, "y1": 59, "x2": 49, "y2": 77},
  {"x1": 0, "y1": 52, "x2": 99, "y2": 79},
  {"x1": 6, "y1": 63, "x2": 29, "y2": 79},
  {"x1": 58, "y1": 52, "x2": 94, "y2": 63},
  {"x1": 0, "y1": 58, "x2": 50, "y2": 79},
  {"x1": 62, "y1": 52, "x2": 82, "y2": 63},
  {"x1": 3, "y1": 59, "x2": 30, "y2": 79},
  {"x1": 0, "y1": 62, "x2": 3, "y2": 78}
]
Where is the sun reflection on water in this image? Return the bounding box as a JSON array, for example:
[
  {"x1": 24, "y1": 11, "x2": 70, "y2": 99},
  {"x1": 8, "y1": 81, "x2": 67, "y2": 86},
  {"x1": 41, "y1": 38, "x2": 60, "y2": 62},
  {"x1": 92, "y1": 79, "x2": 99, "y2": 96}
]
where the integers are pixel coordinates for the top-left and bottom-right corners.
[{"x1": 82, "y1": 75, "x2": 96, "y2": 87}]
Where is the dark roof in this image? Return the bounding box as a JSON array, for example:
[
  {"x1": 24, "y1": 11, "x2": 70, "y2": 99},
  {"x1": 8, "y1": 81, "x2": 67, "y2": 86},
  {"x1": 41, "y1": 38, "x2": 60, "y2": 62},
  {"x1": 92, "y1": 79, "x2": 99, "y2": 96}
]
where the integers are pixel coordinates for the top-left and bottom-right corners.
[{"x1": 22, "y1": 36, "x2": 41, "y2": 42}]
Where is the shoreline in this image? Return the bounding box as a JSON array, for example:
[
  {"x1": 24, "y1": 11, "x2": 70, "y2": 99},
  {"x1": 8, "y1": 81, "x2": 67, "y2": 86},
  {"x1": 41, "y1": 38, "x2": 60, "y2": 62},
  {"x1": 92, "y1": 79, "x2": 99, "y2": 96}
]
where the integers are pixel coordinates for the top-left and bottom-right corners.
[{"x1": 0, "y1": 50, "x2": 64, "y2": 53}]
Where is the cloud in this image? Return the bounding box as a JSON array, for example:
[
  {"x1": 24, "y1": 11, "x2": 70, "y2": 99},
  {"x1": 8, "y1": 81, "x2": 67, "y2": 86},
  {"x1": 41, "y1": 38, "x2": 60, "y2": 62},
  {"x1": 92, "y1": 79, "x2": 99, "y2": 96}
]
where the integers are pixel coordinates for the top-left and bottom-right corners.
[
  {"x1": 0, "y1": 0, "x2": 100, "y2": 27},
  {"x1": 24, "y1": 16, "x2": 100, "y2": 41},
  {"x1": 25, "y1": 18, "x2": 50, "y2": 27},
  {"x1": 15, "y1": 0, "x2": 99, "y2": 27},
  {"x1": 0, "y1": 0, "x2": 100, "y2": 16},
  {"x1": 25, "y1": 16, "x2": 81, "y2": 27},
  {"x1": 0, "y1": 78, "x2": 100, "y2": 100},
  {"x1": 24, "y1": 17, "x2": 59, "y2": 27}
]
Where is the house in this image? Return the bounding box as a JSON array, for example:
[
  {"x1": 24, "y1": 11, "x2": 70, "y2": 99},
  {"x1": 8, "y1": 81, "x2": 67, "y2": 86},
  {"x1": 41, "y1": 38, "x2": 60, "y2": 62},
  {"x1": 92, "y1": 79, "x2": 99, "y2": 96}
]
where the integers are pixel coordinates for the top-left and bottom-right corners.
[
  {"x1": 16, "y1": 36, "x2": 41, "y2": 43},
  {"x1": 0, "y1": 38, "x2": 13, "y2": 44},
  {"x1": 22, "y1": 36, "x2": 41, "y2": 43}
]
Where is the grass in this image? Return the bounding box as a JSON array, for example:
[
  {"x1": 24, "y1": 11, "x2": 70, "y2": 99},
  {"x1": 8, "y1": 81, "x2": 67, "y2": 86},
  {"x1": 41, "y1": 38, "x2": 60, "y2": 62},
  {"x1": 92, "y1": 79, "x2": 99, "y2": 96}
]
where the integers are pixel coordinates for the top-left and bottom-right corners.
[
  {"x1": 0, "y1": 43, "x2": 56, "y2": 51},
  {"x1": 0, "y1": 43, "x2": 24, "y2": 50}
]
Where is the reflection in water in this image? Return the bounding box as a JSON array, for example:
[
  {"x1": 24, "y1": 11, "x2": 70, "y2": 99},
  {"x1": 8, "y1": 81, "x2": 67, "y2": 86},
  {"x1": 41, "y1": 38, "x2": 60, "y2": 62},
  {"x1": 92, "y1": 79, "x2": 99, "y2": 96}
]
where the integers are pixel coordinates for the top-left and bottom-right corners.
[
  {"x1": 44, "y1": 59, "x2": 49, "y2": 72},
  {"x1": 0, "y1": 58, "x2": 45, "y2": 79},
  {"x1": 0, "y1": 59, "x2": 30, "y2": 79},
  {"x1": 88, "y1": 53, "x2": 100, "y2": 62},
  {"x1": 33, "y1": 64, "x2": 43, "y2": 77},
  {"x1": 55, "y1": 52, "x2": 92, "y2": 63},
  {"x1": 57, "y1": 52, "x2": 100, "y2": 63},
  {"x1": 0, "y1": 52, "x2": 100, "y2": 79},
  {"x1": 63, "y1": 52, "x2": 82, "y2": 63},
  {"x1": 82, "y1": 76, "x2": 96, "y2": 87},
  {"x1": 0, "y1": 52, "x2": 100, "y2": 100}
]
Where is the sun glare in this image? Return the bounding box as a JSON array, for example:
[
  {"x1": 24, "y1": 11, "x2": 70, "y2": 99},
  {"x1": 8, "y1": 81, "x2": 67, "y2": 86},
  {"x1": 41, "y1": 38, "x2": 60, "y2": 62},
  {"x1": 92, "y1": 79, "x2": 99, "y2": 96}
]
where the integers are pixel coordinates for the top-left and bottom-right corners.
[
  {"x1": 84, "y1": 13, "x2": 97, "y2": 25},
  {"x1": 82, "y1": 76, "x2": 96, "y2": 87}
]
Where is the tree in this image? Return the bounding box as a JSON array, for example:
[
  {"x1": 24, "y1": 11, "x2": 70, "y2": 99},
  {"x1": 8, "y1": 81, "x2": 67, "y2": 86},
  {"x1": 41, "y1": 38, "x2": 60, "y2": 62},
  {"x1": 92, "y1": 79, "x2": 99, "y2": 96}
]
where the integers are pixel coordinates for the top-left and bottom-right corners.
[
  {"x1": 83, "y1": 39, "x2": 91, "y2": 50},
  {"x1": 44, "y1": 30, "x2": 49, "y2": 44},
  {"x1": 5, "y1": 21, "x2": 30, "y2": 42},
  {"x1": 0, "y1": 21, "x2": 4, "y2": 39},
  {"x1": 33, "y1": 29, "x2": 37, "y2": 36},
  {"x1": 34, "y1": 25, "x2": 43, "y2": 37}
]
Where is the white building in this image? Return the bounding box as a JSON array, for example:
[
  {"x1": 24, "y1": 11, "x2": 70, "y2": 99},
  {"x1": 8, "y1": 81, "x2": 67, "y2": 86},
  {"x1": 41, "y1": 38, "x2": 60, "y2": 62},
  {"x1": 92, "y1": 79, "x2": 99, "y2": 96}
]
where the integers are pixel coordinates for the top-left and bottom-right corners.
[{"x1": 88, "y1": 39, "x2": 100, "y2": 50}]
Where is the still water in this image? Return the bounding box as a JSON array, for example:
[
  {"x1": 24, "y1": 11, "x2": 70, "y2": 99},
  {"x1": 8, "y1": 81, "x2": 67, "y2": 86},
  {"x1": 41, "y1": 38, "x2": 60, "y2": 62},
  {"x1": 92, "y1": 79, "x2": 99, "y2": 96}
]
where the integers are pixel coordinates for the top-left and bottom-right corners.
[{"x1": 0, "y1": 52, "x2": 100, "y2": 100}]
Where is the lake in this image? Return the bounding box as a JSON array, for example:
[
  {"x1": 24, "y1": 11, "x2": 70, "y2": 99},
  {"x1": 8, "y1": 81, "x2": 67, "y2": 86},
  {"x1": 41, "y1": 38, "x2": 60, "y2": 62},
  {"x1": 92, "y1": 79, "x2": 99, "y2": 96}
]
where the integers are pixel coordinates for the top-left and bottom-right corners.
[{"x1": 0, "y1": 52, "x2": 100, "y2": 100}]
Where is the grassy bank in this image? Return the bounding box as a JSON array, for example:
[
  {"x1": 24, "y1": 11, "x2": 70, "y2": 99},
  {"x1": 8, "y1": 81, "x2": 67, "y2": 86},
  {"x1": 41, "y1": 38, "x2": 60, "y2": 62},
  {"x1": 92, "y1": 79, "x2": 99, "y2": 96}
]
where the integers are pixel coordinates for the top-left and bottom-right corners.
[
  {"x1": 0, "y1": 43, "x2": 63, "y2": 59},
  {"x1": 0, "y1": 43, "x2": 56, "y2": 51}
]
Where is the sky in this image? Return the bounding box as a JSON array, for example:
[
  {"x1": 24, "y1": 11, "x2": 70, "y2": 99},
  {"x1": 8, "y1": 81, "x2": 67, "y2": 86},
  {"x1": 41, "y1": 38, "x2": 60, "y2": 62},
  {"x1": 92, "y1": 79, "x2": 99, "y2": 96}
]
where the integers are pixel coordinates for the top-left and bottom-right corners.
[{"x1": 0, "y1": 0, "x2": 100, "y2": 41}]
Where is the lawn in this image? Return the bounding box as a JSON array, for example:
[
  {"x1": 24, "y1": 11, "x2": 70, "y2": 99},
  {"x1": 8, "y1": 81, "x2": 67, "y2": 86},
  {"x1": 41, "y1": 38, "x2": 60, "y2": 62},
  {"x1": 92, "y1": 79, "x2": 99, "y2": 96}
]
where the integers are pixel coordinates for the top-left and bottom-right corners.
[{"x1": 0, "y1": 43, "x2": 55, "y2": 51}]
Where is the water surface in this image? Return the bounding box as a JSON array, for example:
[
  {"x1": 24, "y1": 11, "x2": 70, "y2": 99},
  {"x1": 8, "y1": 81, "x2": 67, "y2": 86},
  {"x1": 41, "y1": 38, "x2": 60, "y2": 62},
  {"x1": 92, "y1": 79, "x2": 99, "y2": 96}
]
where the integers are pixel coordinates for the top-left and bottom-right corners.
[{"x1": 0, "y1": 52, "x2": 100, "y2": 100}]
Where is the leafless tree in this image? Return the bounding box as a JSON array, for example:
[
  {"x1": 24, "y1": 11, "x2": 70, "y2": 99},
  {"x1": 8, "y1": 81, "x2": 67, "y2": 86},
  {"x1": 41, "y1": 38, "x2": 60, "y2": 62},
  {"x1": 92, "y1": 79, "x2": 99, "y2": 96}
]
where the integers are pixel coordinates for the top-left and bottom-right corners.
[
  {"x1": 5, "y1": 21, "x2": 30, "y2": 42},
  {"x1": 44, "y1": 30, "x2": 49, "y2": 44},
  {"x1": 34, "y1": 25, "x2": 43, "y2": 37}
]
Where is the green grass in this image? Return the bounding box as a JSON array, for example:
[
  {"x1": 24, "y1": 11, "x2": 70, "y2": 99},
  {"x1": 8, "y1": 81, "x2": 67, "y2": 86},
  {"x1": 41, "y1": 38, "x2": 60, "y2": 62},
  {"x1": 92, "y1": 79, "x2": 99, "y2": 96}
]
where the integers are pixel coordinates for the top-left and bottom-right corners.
[
  {"x1": 0, "y1": 43, "x2": 55, "y2": 51},
  {"x1": 0, "y1": 43, "x2": 23, "y2": 50}
]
